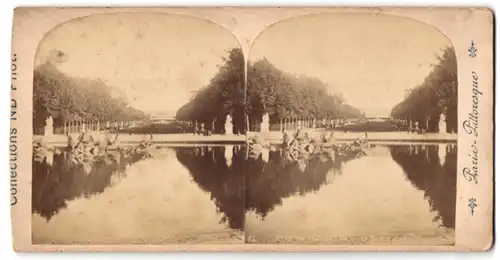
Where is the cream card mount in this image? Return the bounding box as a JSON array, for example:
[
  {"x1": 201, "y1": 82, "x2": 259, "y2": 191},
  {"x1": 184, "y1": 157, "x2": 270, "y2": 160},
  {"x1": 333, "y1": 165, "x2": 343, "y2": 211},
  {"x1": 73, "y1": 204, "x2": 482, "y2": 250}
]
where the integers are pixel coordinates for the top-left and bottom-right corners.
[{"x1": 9, "y1": 7, "x2": 494, "y2": 252}]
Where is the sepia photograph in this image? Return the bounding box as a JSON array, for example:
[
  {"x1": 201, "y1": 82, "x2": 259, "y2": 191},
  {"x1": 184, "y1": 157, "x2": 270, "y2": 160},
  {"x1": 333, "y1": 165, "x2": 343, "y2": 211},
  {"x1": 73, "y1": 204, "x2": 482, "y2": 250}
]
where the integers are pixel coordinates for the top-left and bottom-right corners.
[
  {"x1": 31, "y1": 12, "x2": 246, "y2": 244},
  {"x1": 8, "y1": 7, "x2": 493, "y2": 252},
  {"x1": 244, "y1": 13, "x2": 457, "y2": 245}
]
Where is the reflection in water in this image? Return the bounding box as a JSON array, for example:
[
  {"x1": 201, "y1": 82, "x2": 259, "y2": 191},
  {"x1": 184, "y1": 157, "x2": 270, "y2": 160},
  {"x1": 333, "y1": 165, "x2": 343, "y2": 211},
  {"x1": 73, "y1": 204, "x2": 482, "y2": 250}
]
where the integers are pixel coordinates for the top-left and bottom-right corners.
[
  {"x1": 175, "y1": 145, "x2": 246, "y2": 230},
  {"x1": 32, "y1": 149, "x2": 144, "y2": 221},
  {"x1": 244, "y1": 143, "x2": 456, "y2": 244},
  {"x1": 390, "y1": 144, "x2": 457, "y2": 229},
  {"x1": 245, "y1": 147, "x2": 363, "y2": 218},
  {"x1": 32, "y1": 145, "x2": 244, "y2": 244},
  {"x1": 32, "y1": 142, "x2": 456, "y2": 245}
]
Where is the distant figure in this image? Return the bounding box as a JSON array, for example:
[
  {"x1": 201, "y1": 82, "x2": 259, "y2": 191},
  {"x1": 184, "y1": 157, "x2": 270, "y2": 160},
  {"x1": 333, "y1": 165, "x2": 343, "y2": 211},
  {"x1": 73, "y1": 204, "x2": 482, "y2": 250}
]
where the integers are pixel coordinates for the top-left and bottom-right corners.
[
  {"x1": 365, "y1": 132, "x2": 368, "y2": 139},
  {"x1": 200, "y1": 123, "x2": 205, "y2": 135},
  {"x1": 193, "y1": 122, "x2": 199, "y2": 135}
]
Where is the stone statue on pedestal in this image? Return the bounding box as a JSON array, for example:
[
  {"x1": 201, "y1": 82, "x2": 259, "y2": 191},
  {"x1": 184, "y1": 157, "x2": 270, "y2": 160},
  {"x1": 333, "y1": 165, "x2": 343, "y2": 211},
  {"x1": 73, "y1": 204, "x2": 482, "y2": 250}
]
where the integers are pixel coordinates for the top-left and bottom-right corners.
[
  {"x1": 260, "y1": 113, "x2": 270, "y2": 133},
  {"x1": 44, "y1": 116, "x2": 53, "y2": 136},
  {"x1": 438, "y1": 113, "x2": 447, "y2": 134},
  {"x1": 224, "y1": 114, "x2": 233, "y2": 135},
  {"x1": 224, "y1": 145, "x2": 234, "y2": 167}
]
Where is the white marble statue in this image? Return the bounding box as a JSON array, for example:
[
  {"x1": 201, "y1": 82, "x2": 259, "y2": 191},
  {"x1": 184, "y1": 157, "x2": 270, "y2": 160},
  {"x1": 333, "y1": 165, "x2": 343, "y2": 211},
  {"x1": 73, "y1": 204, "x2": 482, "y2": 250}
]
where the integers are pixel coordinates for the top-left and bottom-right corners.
[
  {"x1": 224, "y1": 114, "x2": 233, "y2": 135},
  {"x1": 44, "y1": 116, "x2": 53, "y2": 136},
  {"x1": 260, "y1": 113, "x2": 270, "y2": 133},
  {"x1": 438, "y1": 113, "x2": 447, "y2": 134}
]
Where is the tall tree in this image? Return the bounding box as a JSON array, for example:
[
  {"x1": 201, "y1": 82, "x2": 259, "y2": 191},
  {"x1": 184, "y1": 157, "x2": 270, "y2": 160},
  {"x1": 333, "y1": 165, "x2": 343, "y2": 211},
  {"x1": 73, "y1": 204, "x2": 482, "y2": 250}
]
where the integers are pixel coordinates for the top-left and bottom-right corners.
[
  {"x1": 33, "y1": 62, "x2": 146, "y2": 134},
  {"x1": 390, "y1": 47, "x2": 457, "y2": 133},
  {"x1": 177, "y1": 48, "x2": 363, "y2": 132}
]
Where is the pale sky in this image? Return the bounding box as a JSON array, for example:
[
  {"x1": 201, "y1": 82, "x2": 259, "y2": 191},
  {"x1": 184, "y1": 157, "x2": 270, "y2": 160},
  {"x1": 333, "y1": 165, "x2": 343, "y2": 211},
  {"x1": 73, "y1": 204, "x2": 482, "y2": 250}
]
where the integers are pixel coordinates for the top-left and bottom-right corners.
[
  {"x1": 35, "y1": 13, "x2": 240, "y2": 114},
  {"x1": 249, "y1": 13, "x2": 453, "y2": 116},
  {"x1": 36, "y1": 12, "x2": 453, "y2": 116}
]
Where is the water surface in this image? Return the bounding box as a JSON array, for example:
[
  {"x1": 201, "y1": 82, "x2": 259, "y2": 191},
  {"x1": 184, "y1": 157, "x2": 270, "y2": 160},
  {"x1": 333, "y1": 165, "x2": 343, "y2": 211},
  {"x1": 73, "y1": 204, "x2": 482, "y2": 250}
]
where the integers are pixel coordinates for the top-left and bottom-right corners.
[
  {"x1": 32, "y1": 145, "x2": 245, "y2": 244},
  {"x1": 244, "y1": 144, "x2": 456, "y2": 245},
  {"x1": 32, "y1": 143, "x2": 456, "y2": 245}
]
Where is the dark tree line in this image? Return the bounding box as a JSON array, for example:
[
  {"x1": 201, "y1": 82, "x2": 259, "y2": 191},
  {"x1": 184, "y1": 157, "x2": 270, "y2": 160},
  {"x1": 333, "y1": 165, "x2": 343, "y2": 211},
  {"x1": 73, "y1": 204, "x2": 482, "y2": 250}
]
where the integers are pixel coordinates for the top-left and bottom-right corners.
[
  {"x1": 176, "y1": 48, "x2": 246, "y2": 133},
  {"x1": 247, "y1": 58, "x2": 363, "y2": 127},
  {"x1": 33, "y1": 62, "x2": 146, "y2": 134},
  {"x1": 390, "y1": 144, "x2": 457, "y2": 229},
  {"x1": 176, "y1": 48, "x2": 363, "y2": 132},
  {"x1": 390, "y1": 47, "x2": 457, "y2": 133},
  {"x1": 175, "y1": 146, "x2": 246, "y2": 230},
  {"x1": 32, "y1": 149, "x2": 143, "y2": 220}
]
